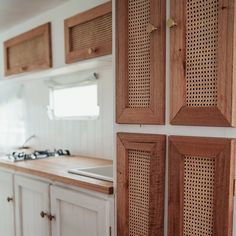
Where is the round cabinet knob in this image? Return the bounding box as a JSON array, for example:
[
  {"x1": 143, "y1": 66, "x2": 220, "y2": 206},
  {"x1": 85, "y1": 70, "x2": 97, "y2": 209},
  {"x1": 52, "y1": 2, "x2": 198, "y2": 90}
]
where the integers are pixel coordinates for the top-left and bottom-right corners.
[
  {"x1": 7, "y1": 197, "x2": 13, "y2": 202},
  {"x1": 48, "y1": 214, "x2": 56, "y2": 221},
  {"x1": 146, "y1": 23, "x2": 158, "y2": 34},
  {"x1": 40, "y1": 211, "x2": 47, "y2": 218},
  {"x1": 88, "y1": 48, "x2": 96, "y2": 55},
  {"x1": 167, "y1": 18, "x2": 177, "y2": 28}
]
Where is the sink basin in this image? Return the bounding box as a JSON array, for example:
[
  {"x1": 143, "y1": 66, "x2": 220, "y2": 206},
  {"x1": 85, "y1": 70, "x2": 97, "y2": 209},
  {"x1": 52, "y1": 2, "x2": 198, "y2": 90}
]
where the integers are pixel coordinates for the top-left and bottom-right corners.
[{"x1": 68, "y1": 165, "x2": 113, "y2": 182}]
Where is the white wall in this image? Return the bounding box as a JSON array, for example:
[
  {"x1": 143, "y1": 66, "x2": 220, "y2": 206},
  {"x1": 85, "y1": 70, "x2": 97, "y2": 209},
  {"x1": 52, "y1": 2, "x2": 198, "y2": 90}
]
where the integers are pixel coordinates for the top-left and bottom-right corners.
[{"x1": 0, "y1": 0, "x2": 113, "y2": 160}]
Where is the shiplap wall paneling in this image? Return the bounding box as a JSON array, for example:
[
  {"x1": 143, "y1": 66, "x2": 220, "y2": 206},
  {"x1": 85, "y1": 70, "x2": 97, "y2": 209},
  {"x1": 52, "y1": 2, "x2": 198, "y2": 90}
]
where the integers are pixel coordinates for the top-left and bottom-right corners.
[
  {"x1": 168, "y1": 136, "x2": 235, "y2": 236},
  {"x1": 116, "y1": 0, "x2": 166, "y2": 124},
  {"x1": 117, "y1": 133, "x2": 166, "y2": 236},
  {"x1": 169, "y1": 0, "x2": 236, "y2": 126}
]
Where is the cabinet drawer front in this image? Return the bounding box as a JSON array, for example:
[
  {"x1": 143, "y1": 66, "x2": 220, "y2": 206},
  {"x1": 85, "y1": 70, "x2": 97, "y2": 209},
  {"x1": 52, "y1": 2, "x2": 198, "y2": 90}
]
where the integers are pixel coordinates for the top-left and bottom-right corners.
[
  {"x1": 116, "y1": 0, "x2": 166, "y2": 124},
  {"x1": 170, "y1": 0, "x2": 236, "y2": 126},
  {"x1": 117, "y1": 133, "x2": 166, "y2": 236},
  {"x1": 4, "y1": 23, "x2": 52, "y2": 76},
  {"x1": 51, "y1": 186, "x2": 110, "y2": 236},
  {"x1": 65, "y1": 2, "x2": 112, "y2": 63},
  {"x1": 14, "y1": 176, "x2": 50, "y2": 236},
  {"x1": 168, "y1": 136, "x2": 235, "y2": 236}
]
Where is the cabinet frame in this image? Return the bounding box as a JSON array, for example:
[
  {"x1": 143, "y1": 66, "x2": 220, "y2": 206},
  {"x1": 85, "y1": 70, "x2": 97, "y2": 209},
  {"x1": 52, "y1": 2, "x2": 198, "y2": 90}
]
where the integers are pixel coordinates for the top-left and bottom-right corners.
[
  {"x1": 4, "y1": 23, "x2": 52, "y2": 76},
  {"x1": 168, "y1": 136, "x2": 235, "y2": 236},
  {"x1": 64, "y1": 2, "x2": 112, "y2": 64},
  {"x1": 117, "y1": 133, "x2": 166, "y2": 236},
  {"x1": 170, "y1": 0, "x2": 236, "y2": 127},
  {"x1": 116, "y1": 0, "x2": 166, "y2": 124}
]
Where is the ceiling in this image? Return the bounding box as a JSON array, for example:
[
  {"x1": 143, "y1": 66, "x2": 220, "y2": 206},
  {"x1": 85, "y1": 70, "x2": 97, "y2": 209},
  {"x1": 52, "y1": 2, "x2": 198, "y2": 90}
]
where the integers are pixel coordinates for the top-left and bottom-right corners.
[{"x1": 0, "y1": 0, "x2": 69, "y2": 33}]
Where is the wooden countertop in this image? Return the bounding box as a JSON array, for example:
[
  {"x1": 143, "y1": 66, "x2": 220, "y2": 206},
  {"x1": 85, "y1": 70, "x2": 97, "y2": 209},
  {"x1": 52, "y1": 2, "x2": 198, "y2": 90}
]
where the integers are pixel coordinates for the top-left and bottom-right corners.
[{"x1": 0, "y1": 156, "x2": 113, "y2": 195}]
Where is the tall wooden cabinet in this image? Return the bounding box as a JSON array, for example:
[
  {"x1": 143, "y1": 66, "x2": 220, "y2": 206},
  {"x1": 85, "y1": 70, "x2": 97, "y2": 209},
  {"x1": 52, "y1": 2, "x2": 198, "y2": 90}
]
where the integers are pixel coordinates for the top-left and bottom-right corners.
[
  {"x1": 168, "y1": 136, "x2": 235, "y2": 236},
  {"x1": 116, "y1": 0, "x2": 166, "y2": 124},
  {"x1": 117, "y1": 133, "x2": 166, "y2": 236},
  {"x1": 169, "y1": 0, "x2": 236, "y2": 126},
  {"x1": 0, "y1": 171, "x2": 15, "y2": 236}
]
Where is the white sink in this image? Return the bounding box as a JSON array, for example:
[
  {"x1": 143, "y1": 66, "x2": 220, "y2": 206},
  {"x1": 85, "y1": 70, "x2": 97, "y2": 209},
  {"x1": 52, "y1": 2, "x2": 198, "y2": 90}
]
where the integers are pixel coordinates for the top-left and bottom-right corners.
[{"x1": 68, "y1": 165, "x2": 113, "y2": 182}]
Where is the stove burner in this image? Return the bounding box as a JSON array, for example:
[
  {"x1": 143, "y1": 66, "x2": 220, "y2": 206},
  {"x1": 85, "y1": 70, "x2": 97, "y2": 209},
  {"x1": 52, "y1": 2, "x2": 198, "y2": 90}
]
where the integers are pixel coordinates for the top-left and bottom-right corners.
[{"x1": 8, "y1": 149, "x2": 71, "y2": 162}]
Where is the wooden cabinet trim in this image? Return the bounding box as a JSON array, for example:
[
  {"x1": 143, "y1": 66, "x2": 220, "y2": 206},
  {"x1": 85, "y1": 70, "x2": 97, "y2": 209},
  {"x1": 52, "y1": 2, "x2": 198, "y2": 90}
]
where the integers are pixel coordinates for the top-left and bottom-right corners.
[
  {"x1": 64, "y1": 1, "x2": 112, "y2": 64},
  {"x1": 170, "y1": 0, "x2": 236, "y2": 127},
  {"x1": 116, "y1": 0, "x2": 166, "y2": 124},
  {"x1": 168, "y1": 136, "x2": 235, "y2": 236},
  {"x1": 4, "y1": 23, "x2": 52, "y2": 76},
  {"x1": 117, "y1": 133, "x2": 166, "y2": 236}
]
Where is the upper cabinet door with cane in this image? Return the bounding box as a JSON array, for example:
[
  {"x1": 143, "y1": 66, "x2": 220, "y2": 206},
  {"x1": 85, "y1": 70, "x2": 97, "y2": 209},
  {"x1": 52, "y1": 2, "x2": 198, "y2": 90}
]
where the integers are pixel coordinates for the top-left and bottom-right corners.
[
  {"x1": 116, "y1": 0, "x2": 166, "y2": 124},
  {"x1": 169, "y1": 0, "x2": 236, "y2": 126}
]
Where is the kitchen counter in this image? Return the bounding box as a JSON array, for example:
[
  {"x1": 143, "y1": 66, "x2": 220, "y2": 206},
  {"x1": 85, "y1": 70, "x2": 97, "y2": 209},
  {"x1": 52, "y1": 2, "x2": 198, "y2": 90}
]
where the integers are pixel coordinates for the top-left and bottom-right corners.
[{"x1": 0, "y1": 156, "x2": 113, "y2": 194}]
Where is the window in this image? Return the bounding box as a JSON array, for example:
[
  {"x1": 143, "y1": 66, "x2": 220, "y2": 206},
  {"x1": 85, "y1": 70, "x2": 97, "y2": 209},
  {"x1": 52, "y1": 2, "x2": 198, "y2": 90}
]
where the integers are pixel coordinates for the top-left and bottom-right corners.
[{"x1": 48, "y1": 83, "x2": 99, "y2": 120}]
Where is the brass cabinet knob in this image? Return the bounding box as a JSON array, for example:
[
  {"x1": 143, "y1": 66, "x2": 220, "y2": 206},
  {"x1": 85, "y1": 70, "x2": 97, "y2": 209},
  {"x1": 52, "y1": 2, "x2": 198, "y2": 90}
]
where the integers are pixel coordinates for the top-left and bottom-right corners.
[
  {"x1": 167, "y1": 18, "x2": 177, "y2": 28},
  {"x1": 146, "y1": 23, "x2": 158, "y2": 34},
  {"x1": 21, "y1": 66, "x2": 28, "y2": 71},
  {"x1": 40, "y1": 211, "x2": 56, "y2": 221},
  {"x1": 7, "y1": 197, "x2": 13, "y2": 202},
  {"x1": 88, "y1": 48, "x2": 96, "y2": 55}
]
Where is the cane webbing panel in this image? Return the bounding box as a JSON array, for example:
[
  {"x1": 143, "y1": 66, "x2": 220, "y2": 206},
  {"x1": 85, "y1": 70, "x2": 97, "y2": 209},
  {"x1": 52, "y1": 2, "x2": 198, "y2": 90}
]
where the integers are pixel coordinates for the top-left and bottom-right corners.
[
  {"x1": 184, "y1": 156, "x2": 215, "y2": 236},
  {"x1": 128, "y1": 150, "x2": 150, "y2": 236},
  {"x1": 128, "y1": 0, "x2": 151, "y2": 108},
  {"x1": 8, "y1": 35, "x2": 45, "y2": 68},
  {"x1": 70, "y1": 13, "x2": 112, "y2": 51},
  {"x1": 186, "y1": 0, "x2": 219, "y2": 107}
]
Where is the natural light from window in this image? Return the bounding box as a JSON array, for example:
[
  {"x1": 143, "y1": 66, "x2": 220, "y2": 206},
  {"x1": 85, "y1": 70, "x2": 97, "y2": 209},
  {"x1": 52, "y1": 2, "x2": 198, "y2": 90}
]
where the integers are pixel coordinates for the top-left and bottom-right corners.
[{"x1": 49, "y1": 84, "x2": 99, "y2": 119}]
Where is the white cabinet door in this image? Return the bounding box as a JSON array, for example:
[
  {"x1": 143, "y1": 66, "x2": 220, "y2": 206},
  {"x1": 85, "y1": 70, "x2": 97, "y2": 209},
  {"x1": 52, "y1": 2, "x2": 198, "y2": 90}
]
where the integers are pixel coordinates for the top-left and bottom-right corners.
[
  {"x1": 0, "y1": 171, "x2": 15, "y2": 236},
  {"x1": 14, "y1": 176, "x2": 50, "y2": 236},
  {"x1": 51, "y1": 186, "x2": 110, "y2": 236}
]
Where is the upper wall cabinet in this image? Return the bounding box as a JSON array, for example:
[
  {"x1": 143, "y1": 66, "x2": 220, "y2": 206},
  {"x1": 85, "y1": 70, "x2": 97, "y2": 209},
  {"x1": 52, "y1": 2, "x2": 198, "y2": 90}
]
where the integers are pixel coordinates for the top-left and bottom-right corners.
[
  {"x1": 4, "y1": 23, "x2": 52, "y2": 76},
  {"x1": 169, "y1": 0, "x2": 236, "y2": 127},
  {"x1": 116, "y1": 0, "x2": 166, "y2": 124},
  {"x1": 64, "y1": 2, "x2": 112, "y2": 64}
]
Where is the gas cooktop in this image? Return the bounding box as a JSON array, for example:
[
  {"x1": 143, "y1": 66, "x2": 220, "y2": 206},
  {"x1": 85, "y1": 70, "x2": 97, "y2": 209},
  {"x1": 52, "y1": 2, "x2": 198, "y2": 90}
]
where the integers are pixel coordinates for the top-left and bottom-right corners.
[{"x1": 5, "y1": 149, "x2": 71, "y2": 162}]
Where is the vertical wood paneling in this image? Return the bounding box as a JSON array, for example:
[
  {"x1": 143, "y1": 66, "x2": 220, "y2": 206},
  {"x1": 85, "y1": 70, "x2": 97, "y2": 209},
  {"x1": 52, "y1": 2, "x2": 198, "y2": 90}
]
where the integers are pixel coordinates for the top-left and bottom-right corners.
[{"x1": 0, "y1": 66, "x2": 113, "y2": 160}]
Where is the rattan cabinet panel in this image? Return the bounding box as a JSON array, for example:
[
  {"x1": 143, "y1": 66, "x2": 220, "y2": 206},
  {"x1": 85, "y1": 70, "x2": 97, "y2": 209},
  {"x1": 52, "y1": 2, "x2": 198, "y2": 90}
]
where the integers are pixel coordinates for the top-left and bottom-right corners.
[
  {"x1": 168, "y1": 136, "x2": 235, "y2": 236},
  {"x1": 4, "y1": 23, "x2": 52, "y2": 76},
  {"x1": 64, "y1": 2, "x2": 112, "y2": 64},
  {"x1": 169, "y1": 0, "x2": 236, "y2": 126},
  {"x1": 117, "y1": 133, "x2": 166, "y2": 236},
  {"x1": 116, "y1": 0, "x2": 166, "y2": 124}
]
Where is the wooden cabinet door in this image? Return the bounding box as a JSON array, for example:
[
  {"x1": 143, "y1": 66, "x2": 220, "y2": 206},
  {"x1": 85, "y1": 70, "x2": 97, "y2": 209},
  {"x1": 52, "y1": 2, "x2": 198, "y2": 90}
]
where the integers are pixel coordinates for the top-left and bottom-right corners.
[
  {"x1": 14, "y1": 176, "x2": 50, "y2": 236},
  {"x1": 168, "y1": 136, "x2": 235, "y2": 236},
  {"x1": 51, "y1": 186, "x2": 110, "y2": 236},
  {"x1": 117, "y1": 133, "x2": 166, "y2": 236},
  {"x1": 170, "y1": 0, "x2": 236, "y2": 127},
  {"x1": 116, "y1": 0, "x2": 166, "y2": 124},
  {"x1": 64, "y1": 2, "x2": 112, "y2": 63},
  {"x1": 0, "y1": 171, "x2": 15, "y2": 236},
  {"x1": 4, "y1": 23, "x2": 52, "y2": 76}
]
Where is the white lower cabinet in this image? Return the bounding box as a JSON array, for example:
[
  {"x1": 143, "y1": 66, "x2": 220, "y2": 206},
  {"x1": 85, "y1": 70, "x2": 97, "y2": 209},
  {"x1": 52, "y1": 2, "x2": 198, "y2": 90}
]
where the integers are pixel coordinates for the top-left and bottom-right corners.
[
  {"x1": 0, "y1": 170, "x2": 113, "y2": 236},
  {"x1": 14, "y1": 176, "x2": 51, "y2": 236},
  {"x1": 51, "y1": 186, "x2": 110, "y2": 236},
  {"x1": 0, "y1": 171, "x2": 15, "y2": 236}
]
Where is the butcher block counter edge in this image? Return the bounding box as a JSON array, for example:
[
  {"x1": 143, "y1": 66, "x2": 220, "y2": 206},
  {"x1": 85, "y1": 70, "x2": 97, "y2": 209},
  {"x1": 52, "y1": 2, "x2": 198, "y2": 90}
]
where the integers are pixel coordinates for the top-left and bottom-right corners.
[{"x1": 0, "y1": 155, "x2": 113, "y2": 195}]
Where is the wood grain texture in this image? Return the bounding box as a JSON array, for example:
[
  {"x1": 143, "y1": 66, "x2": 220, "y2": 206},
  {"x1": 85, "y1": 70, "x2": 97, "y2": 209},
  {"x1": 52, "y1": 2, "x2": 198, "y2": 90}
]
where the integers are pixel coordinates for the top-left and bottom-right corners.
[
  {"x1": 117, "y1": 132, "x2": 166, "y2": 236},
  {"x1": 64, "y1": 1, "x2": 112, "y2": 64},
  {"x1": 116, "y1": 0, "x2": 166, "y2": 124},
  {"x1": 170, "y1": 0, "x2": 236, "y2": 127},
  {"x1": 4, "y1": 23, "x2": 52, "y2": 76},
  {"x1": 168, "y1": 136, "x2": 235, "y2": 236},
  {"x1": 0, "y1": 156, "x2": 113, "y2": 195}
]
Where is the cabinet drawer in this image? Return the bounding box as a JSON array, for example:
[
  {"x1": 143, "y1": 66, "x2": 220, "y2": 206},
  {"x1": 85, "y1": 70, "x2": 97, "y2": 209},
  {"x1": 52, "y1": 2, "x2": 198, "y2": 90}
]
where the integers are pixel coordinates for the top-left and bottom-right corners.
[
  {"x1": 4, "y1": 23, "x2": 52, "y2": 76},
  {"x1": 64, "y1": 2, "x2": 112, "y2": 63}
]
